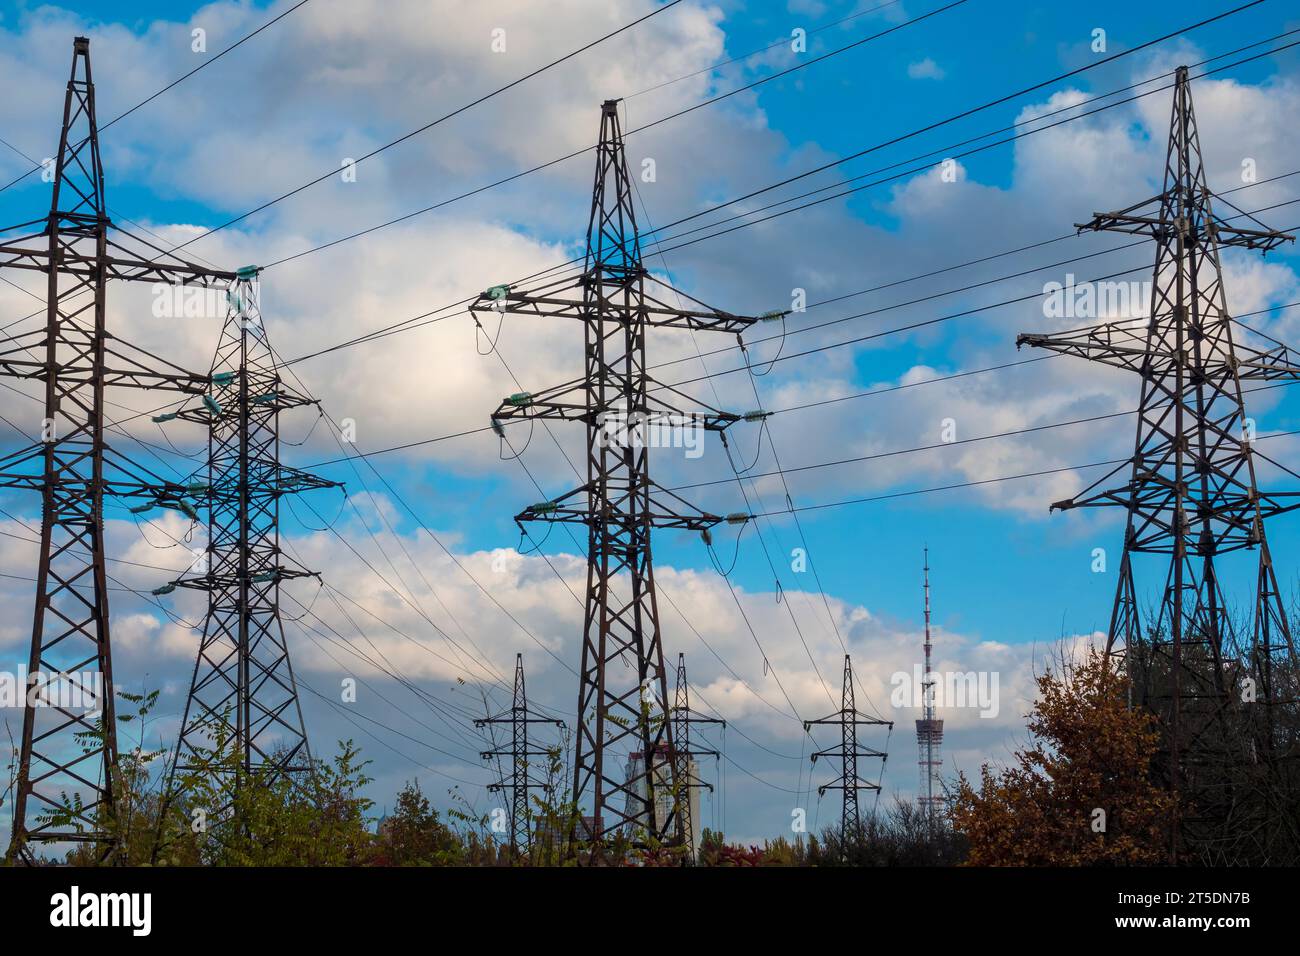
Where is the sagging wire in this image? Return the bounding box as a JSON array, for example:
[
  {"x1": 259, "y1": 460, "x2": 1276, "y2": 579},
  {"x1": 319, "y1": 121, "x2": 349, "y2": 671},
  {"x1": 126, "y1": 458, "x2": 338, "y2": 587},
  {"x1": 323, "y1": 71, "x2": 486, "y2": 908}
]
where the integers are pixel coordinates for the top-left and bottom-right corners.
[
  {"x1": 703, "y1": 517, "x2": 747, "y2": 578},
  {"x1": 719, "y1": 424, "x2": 765, "y2": 476},
  {"x1": 473, "y1": 308, "x2": 507, "y2": 356},
  {"x1": 494, "y1": 414, "x2": 535, "y2": 460},
  {"x1": 516, "y1": 519, "x2": 556, "y2": 556},
  {"x1": 738, "y1": 314, "x2": 788, "y2": 377},
  {"x1": 278, "y1": 572, "x2": 327, "y2": 623},
  {"x1": 126, "y1": 506, "x2": 199, "y2": 548},
  {"x1": 150, "y1": 420, "x2": 204, "y2": 459},
  {"x1": 281, "y1": 405, "x2": 327, "y2": 447},
  {"x1": 285, "y1": 483, "x2": 349, "y2": 532}
]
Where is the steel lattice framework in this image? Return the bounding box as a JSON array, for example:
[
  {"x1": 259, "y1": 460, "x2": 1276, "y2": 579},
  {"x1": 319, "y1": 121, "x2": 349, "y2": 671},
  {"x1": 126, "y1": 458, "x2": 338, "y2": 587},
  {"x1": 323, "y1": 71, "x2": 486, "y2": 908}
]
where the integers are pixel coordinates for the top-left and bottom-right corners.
[
  {"x1": 160, "y1": 271, "x2": 336, "y2": 807},
  {"x1": 805, "y1": 655, "x2": 890, "y2": 843},
  {"x1": 0, "y1": 38, "x2": 234, "y2": 863},
  {"x1": 469, "y1": 99, "x2": 765, "y2": 858},
  {"x1": 671, "y1": 653, "x2": 723, "y2": 862},
  {"x1": 1018, "y1": 66, "x2": 1298, "y2": 846},
  {"x1": 475, "y1": 654, "x2": 565, "y2": 857}
]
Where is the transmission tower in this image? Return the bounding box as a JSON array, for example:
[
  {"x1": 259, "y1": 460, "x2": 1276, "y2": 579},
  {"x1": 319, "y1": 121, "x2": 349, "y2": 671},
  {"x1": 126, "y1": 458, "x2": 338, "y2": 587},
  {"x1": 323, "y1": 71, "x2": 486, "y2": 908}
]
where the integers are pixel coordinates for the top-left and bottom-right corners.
[
  {"x1": 671, "y1": 652, "x2": 723, "y2": 861},
  {"x1": 153, "y1": 269, "x2": 337, "y2": 811},
  {"x1": 475, "y1": 654, "x2": 565, "y2": 857},
  {"x1": 1017, "y1": 65, "x2": 1298, "y2": 849},
  {"x1": 804, "y1": 655, "x2": 891, "y2": 845},
  {"x1": 470, "y1": 99, "x2": 767, "y2": 858},
  {"x1": 916, "y1": 548, "x2": 943, "y2": 829},
  {"x1": 0, "y1": 37, "x2": 235, "y2": 862}
]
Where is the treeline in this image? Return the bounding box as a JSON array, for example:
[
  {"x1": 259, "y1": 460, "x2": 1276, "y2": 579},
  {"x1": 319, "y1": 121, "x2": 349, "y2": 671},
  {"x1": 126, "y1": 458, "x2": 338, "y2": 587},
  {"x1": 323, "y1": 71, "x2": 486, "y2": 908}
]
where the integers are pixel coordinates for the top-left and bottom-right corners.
[{"x1": 8, "y1": 636, "x2": 1300, "y2": 865}]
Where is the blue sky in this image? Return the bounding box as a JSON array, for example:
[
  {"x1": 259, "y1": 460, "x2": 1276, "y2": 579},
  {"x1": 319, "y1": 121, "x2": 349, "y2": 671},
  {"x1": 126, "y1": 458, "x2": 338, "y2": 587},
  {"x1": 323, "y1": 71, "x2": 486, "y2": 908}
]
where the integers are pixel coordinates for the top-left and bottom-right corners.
[{"x1": 0, "y1": 0, "x2": 1298, "y2": 846}]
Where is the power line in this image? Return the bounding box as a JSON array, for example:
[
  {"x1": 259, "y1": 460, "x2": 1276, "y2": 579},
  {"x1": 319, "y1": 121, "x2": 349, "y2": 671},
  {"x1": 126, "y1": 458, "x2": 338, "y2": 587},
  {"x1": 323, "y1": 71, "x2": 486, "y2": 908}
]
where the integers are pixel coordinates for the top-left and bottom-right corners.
[
  {"x1": 273, "y1": 18, "x2": 1288, "y2": 369},
  {"x1": 0, "y1": 0, "x2": 316, "y2": 194},
  {"x1": 164, "y1": 0, "x2": 693, "y2": 253}
]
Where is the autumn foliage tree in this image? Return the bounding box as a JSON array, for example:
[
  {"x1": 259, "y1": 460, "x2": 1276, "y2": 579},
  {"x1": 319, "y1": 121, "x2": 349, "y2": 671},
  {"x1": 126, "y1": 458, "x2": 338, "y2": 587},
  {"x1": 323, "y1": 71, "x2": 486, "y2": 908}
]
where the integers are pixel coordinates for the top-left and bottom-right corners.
[{"x1": 951, "y1": 647, "x2": 1174, "y2": 865}]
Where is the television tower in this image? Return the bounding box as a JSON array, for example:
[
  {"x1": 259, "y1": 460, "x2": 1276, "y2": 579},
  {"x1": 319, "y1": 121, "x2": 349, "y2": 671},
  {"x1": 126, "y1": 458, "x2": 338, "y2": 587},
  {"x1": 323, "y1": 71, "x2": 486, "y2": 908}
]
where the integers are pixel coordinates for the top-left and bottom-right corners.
[{"x1": 916, "y1": 548, "x2": 944, "y2": 828}]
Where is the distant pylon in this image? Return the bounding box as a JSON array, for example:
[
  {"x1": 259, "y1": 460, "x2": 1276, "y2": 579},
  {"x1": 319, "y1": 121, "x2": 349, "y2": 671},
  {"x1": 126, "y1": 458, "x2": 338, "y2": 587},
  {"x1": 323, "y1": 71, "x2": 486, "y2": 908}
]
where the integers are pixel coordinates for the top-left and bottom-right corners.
[
  {"x1": 915, "y1": 548, "x2": 944, "y2": 829},
  {"x1": 805, "y1": 655, "x2": 891, "y2": 846},
  {"x1": 0, "y1": 37, "x2": 235, "y2": 863},
  {"x1": 470, "y1": 99, "x2": 768, "y2": 860},
  {"x1": 1017, "y1": 66, "x2": 1297, "y2": 851},
  {"x1": 160, "y1": 269, "x2": 338, "y2": 810},
  {"x1": 671, "y1": 653, "x2": 724, "y2": 861},
  {"x1": 475, "y1": 654, "x2": 565, "y2": 857}
]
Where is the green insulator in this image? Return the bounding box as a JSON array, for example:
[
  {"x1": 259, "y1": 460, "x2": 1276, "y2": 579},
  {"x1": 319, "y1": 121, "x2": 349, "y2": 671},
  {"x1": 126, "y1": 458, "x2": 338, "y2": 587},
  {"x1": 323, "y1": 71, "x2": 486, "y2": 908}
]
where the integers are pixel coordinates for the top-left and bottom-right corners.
[
  {"x1": 151, "y1": 583, "x2": 176, "y2": 596},
  {"x1": 759, "y1": 309, "x2": 786, "y2": 321},
  {"x1": 486, "y1": 284, "x2": 511, "y2": 300},
  {"x1": 202, "y1": 394, "x2": 222, "y2": 416},
  {"x1": 251, "y1": 571, "x2": 276, "y2": 584},
  {"x1": 506, "y1": 392, "x2": 533, "y2": 407},
  {"x1": 724, "y1": 512, "x2": 750, "y2": 525},
  {"x1": 186, "y1": 480, "x2": 209, "y2": 494},
  {"x1": 252, "y1": 392, "x2": 279, "y2": 404},
  {"x1": 211, "y1": 371, "x2": 236, "y2": 385},
  {"x1": 529, "y1": 501, "x2": 559, "y2": 515},
  {"x1": 151, "y1": 411, "x2": 178, "y2": 423},
  {"x1": 130, "y1": 503, "x2": 153, "y2": 514},
  {"x1": 742, "y1": 410, "x2": 770, "y2": 422},
  {"x1": 166, "y1": 500, "x2": 200, "y2": 522},
  {"x1": 236, "y1": 265, "x2": 260, "y2": 280}
]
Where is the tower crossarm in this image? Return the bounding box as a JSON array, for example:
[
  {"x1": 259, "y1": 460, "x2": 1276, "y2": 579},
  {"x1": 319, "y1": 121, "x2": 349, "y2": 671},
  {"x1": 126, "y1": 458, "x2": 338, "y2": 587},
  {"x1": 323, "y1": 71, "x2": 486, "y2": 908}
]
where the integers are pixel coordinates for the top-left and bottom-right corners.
[
  {"x1": 0, "y1": 334, "x2": 212, "y2": 393},
  {"x1": 514, "y1": 479, "x2": 747, "y2": 532},
  {"x1": 1076, "y1": 201, "x2": 1295, "y2": 253},
  {"x1": 491, "y1": 377, "x2": 742, "y2": 431},
  {"x1": 1017, "y1": 321, "x2": 1300, "y2": 381},
  {"x1": 0, "y1": 222, "x2": 235, "y2": 286},
  {"x1": 469, "y1": 271, "x2": 767, "y2": 335}
]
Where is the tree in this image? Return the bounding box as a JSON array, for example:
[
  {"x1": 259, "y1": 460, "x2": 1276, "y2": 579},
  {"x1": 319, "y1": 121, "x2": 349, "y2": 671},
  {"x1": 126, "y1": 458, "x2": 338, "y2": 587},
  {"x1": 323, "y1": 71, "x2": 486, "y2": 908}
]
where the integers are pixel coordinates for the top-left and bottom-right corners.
[
  {"x1": 372, "y1": 781, "x2": 463, "y2": 866},
  {"x1": 951, "y1": 647, "x2": 1174, "y2": 865}
]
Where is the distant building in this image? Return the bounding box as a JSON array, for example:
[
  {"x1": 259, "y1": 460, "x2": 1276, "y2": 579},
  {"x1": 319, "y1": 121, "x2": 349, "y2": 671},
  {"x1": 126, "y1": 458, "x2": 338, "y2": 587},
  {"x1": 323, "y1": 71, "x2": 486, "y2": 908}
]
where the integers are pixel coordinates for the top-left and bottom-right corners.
[{"x1": 624, "y1": 744, "x2": 703, "y2": 860}]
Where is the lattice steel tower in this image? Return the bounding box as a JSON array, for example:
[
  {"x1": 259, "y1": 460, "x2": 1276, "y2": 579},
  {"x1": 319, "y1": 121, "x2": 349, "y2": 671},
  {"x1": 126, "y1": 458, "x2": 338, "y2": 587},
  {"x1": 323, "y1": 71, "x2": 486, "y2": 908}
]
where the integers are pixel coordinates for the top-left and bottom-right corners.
[
  {"x1": 671, "y1": 652, "x2": 723, "y2": 860},
  {"x1": 161, "y1": 269, "x2": 337, "y2": 804},
  {"x1": 0, "y1": 38, "x2": 234, "y2": 862},
  {"x1": 916, "y1": 548, "x2": 943, "y2": 827},
  {"x1": 805, "y1": 655, "x2": 891, "y2": 841},
  {"x1": 1018, "y1": 66, "x2": 1297, "y2": 844},
  {"x1": 475, "y1": 654, "x2": 565, "y2": 857},
  {"x1": 470, "y1": 99, "x2": 765, "y2": 858}
]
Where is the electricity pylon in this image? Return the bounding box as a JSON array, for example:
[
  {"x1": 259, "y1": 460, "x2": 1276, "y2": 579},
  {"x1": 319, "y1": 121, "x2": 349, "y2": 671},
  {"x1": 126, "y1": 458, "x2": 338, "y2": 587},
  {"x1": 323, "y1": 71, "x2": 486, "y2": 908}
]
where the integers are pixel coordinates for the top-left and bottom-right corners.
[
  {"x1": 158, "y1": 269, "x2": 337, "y2": 809},
  {"x1": 805, "y1": 655, "x2": 891, "y2": 846},
  {"x1": 475, "y1": 654, "x2": 565, "y2": 857},
  {"x1": 671, "y1": 652, "x2": 723, "y2": 861},
  {"x1": 1017, "y1": 65, "x2": 1298, "y2": 852},
  {"x1": 470, "y1": 99, "x2": 768, "y2": 859},
  {"x1": 0, "y1": 37, "x2": 234, "y2": 863}
]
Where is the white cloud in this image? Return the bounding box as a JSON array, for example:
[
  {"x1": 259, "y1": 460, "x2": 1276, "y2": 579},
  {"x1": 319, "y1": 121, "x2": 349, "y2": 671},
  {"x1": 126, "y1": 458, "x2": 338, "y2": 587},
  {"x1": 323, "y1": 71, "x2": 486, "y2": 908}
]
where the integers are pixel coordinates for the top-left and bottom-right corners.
[{"x1": 907, "y1": 57, "x2": 944, "y2": 80}]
